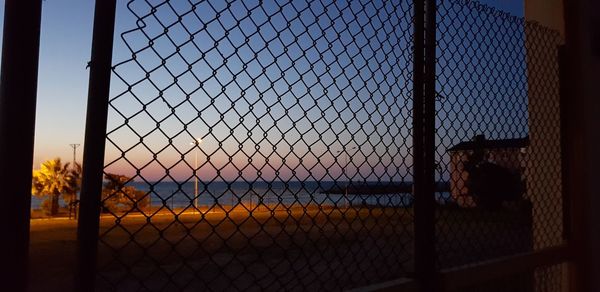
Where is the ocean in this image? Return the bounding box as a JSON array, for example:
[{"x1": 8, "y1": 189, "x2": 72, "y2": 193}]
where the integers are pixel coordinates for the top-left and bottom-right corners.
[{"x1": 31, "y1": 180, "x2": 451, "y2": 210}]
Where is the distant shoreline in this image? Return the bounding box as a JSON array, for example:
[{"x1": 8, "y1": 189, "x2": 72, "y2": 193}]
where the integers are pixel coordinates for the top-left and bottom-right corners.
[{"x1": 31, "y1": 180, "x2": 452, "y2": 210}]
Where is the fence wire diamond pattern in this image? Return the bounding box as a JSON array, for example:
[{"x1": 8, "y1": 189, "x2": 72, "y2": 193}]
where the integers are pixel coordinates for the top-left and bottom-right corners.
[
  {"x1": 100, "y1": 0, "x2": 415, "y2": 290},
  {"x1": 96, "y1": 0, "x2": 565, "y2": 291}
]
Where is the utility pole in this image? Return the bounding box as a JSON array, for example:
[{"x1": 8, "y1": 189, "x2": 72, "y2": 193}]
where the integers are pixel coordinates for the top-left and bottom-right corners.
[{"x1": 69, "y1": 143, "x2": 80, "y2": 167}]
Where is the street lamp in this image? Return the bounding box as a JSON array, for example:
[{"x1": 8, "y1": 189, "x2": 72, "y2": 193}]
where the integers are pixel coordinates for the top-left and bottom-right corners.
[
  {"x1": 190, "y1": 138, "x2": 202, "y2": 211},
  {"x1": 336, "y1": 146, "x2": 357, "y2": 207}
]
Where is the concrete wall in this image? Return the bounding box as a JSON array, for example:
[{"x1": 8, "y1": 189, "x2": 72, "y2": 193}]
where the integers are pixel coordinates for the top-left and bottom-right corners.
[
  {"x1": 524, "y1": 1, "x2": 566, "y2": 291},
  {"x1": 525, "y1": 0, "x2": 564, "y2": 35},
  {"x1": 524, "y1": 0, "x2": 565, "y2": 251}
]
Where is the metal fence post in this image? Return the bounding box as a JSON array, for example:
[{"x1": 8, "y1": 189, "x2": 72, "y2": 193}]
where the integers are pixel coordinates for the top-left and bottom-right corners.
[
  {"x1": 558, "y1": 45, "x2": 571, "y2": 242},
  {"x1": 0, "y1": 1, "x2": 43, "y2": 291},
  {"x1": 413, "y1": 0, "x2": 437, "y2": 291},
  {"x1": 75, "y1": 0, "x2": 117, "y2": 290},
  {"x1": 423, "y1": 0, "x2": 438, "y2": 287}
]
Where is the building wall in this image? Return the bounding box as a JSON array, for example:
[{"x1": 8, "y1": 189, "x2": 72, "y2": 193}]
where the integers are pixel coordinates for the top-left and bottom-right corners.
[
  {"x1": 449, "y1": 151, "x2": 474, "y2": 207},
  {"x1": 524, "y1": 0, "x2": 565, "y2": 250},
  {"x1": 524, "y1": 1, "x2": 567, "y2": 291},
  {"x1": 488, "y1": 148, "x2": 526, "y2": 172},
  {"x1": 525, "y1": 0, "x2": 564, "y2": 35}
]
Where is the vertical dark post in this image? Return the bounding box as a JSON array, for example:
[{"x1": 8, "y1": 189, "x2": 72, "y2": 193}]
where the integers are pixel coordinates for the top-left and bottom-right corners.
[
  {"x1": 423, "y1": 0, "x2": 438, "y2": 245},
  {"x1": 558, "y1": 45, "x2": 571, "y2": 241},
  {"x1": 423, "y1": 0, "x2": 438, "y2": 288},
  {"x1": 0, "y1": 1, "x2": 43, "y2": 291},
  {"x1": 75, "y1": 0, "x2": 117, "y2": 290},
  {"x1": 413, "y1": 0, "x2": 437, "y2": 291},
  {"x1": 562, "y1": 1, "x2": 591, "y2": 290}
]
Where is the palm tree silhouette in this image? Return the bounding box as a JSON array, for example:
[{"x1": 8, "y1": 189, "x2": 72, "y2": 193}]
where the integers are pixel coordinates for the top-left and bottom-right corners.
[{"x1": 32, "y1": 158, "x2": 79, "y2": 216}]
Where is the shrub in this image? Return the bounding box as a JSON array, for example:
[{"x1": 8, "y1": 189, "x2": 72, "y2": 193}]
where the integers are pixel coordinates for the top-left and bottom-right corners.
[{"x1": 102, "y1": 173, "x2": 149, "y2": 212}]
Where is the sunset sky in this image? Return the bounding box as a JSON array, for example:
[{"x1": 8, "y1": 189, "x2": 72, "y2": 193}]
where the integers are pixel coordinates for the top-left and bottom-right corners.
[{"x1": 0, "y1": 0, "x2": 524, "y2": 182}]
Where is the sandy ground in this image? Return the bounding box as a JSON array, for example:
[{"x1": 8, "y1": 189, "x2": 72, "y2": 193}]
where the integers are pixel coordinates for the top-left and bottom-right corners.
[
  {"x1": 28, "y1": 204, "x2": 533, "y2": 291},
  {"x1": 29, "y1": 205, "x2": 415, "y2": 292}
]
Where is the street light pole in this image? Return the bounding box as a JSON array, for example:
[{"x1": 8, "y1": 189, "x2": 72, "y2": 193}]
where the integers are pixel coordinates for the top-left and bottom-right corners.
[
  {"x1": 336, "y1": 146, "x2": 357, "y2": 208},
  {"x1": 190, "y1": 138, "x2": 202, "y2": 211},
  {"x1": 195, "y1": 150, "x2": 198, "y2": 200}
]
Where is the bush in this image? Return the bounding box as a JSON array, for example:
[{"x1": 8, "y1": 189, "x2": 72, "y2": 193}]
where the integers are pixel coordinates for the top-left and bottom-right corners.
[
  {"x1": 102, "y1": 173, "x2": 149, "y2": 212},
  {"x1": 462, "y1": 138, "x2": 525, "y2": 209},
  {"x1": 40, "y1": 199, "x2": 53, "y2": 216},
  {"x1": 467, "y1": 161, "x2": 525, "y2": 209}
]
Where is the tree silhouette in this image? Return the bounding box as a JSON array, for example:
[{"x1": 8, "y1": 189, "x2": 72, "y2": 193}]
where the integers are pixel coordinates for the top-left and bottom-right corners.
[
  {"x1": 32, "y1": 158, "x2": 79, "y2": 216},
  {"x1": 102, "y1": 173, "x2": 148, "y2": 212},
  {"x1": 464, "y1": 148, "x2": 525, "y2": 209}
]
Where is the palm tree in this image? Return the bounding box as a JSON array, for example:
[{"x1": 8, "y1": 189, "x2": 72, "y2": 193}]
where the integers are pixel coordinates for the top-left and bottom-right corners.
[
  {"x1": 64, "y1": 162, "x2": 82, "y2": 205},
  {"x1": 32, "y1": 158, "x2": 79, "y2": 216}
]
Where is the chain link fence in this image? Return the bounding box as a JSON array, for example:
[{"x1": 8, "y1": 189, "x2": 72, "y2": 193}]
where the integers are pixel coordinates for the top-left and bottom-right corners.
[
  {"x1": 100, "y1": 0, "x2": 415, "y2": 290},
  {"x1": 459, "y1": 264, "x2": 565, "y2": 292},
  {"x1": 435, "y1": 0, "x2": 563, "y2": 268},
  {"x1": 95, "y1": 0, "x2": 565, "y2": 290}
]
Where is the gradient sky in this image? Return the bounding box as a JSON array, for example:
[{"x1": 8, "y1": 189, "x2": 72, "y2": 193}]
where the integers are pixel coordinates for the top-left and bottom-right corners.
[{"x1": 0, "y1": 0, "x2": 525, "y2": 181}]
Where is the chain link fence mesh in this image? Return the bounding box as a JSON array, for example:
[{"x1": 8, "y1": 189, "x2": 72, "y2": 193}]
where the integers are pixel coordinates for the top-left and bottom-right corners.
[
  {"x1": 100, "y1": 0, "x2": 415, "y2": 290},
  {"x1": 434, "y1": 0, "x2": 564, "y2": 269},
  {"x1": 459, "y1": 264, "x2": 566, "y2": 292},
  {"x1": 96, "y1": 0, "x2": 565, "y2": 290}
]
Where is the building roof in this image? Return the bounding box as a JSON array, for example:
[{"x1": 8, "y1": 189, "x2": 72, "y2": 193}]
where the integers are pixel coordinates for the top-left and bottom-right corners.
[{"x1": 447, "y1": 136, "x2": 529, "y2": 152}]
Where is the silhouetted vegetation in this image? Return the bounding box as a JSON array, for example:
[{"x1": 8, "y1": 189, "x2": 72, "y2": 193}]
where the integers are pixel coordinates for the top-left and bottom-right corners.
[
  {"x1": 464, "y1": 147, "x2": 525, "y2": 209},
  {"x1": 102, "y1": 173, "x2": 148, "y2": 212},
  {"x1": 32, "y1": 158, "x2": 80, "y2": 216}
]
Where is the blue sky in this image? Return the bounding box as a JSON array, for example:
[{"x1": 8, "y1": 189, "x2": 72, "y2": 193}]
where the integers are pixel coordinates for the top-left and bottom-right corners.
[{"x1": 0, "y1": 0, "x2": 525, "y2": 181}]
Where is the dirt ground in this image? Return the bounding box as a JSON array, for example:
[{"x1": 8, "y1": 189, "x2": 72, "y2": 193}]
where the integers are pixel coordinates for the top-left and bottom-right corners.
[
  {"x1": 28, "y1": 204, "x2": 533, "y2": 291},
  {"x1": 28, "y1": 205, "x2": 415, "y2": 292}
]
